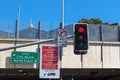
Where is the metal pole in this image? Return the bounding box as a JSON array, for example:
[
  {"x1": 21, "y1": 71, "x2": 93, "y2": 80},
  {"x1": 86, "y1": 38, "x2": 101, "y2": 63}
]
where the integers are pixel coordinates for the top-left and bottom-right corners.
[
  {"x1": 38, "y1": 21, "x2": 41, "y2": 40},
  {"x1": 0, "y1": 35, "x2": 72, "y2": 51},
  {"x1": 15, "y1": 20, "x2": 18, "y2": 40},
  {"x1": 8, "y1": 25, "x2": 10, "y2": 38},
  {"x1": 38, "y1": 21, "x2": 41, "y2": 51},
  {"x1": 62, "y1": 0, "x2": 64, "y2": 29},
  {"x1": 17, "y1": 6, "x2": 20, "y2": 38},
  {"x1": 100, "y1": 25, "x2": 103, "y2": 63},
  {"x1": 14, "y1": 20, "x2": 19, "y2": 51},
  {"x1": 100, "y1": 25, "x2": 102, "y2": 41},
  {"x1": 0, "y1": 36, "x2": 73, "y2": 51},
  {"x1": 118, "y1": 25, "x2": 120, "y2": 41},
  {"x1": 38, "y1": 21, "x2": 41, "y2": 68},
  {"x1": 0, "y1": 39, "x2": 55, "y2": 51}
]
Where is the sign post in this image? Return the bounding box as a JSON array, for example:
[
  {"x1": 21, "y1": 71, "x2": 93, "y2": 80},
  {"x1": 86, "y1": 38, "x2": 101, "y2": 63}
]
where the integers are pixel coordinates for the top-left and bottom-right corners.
[{"x1": 39, "y1": 44, "x2": 60, "y2": 79}]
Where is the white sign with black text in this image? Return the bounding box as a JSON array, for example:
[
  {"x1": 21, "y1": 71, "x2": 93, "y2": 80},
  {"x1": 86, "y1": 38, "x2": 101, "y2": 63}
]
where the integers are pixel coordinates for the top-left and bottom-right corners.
[{"x1": 57, "y1": 29, "x2": 67, "y2": 47}]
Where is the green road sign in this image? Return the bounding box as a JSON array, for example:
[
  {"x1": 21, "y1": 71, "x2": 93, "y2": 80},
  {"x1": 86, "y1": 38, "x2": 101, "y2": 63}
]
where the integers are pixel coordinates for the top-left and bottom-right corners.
[{"x1": 11, "y1": 51, "x2": 39, "y2": 64}]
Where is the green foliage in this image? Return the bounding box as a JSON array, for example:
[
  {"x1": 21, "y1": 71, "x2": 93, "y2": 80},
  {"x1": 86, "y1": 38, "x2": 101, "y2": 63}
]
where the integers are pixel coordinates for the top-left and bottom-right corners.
[
  {"x1": 78, "y1": 18, "x2": 103, "y2": 24},
  {"x1": 90, "y1": 18, "x2": 103, "y2": 24}
]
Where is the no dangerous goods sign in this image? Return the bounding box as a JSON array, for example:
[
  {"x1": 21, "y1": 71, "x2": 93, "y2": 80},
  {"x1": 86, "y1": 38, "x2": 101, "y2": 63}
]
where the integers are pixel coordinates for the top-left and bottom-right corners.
[{"x1": 57, "y1": 29, "x2": 67, "y2": 47}]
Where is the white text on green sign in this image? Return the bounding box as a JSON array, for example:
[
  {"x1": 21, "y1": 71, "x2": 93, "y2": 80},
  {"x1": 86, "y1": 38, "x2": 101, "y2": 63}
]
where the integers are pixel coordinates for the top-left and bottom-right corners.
[{"x1": 11, "y1": 51, "x2": 39, "y2": 64}]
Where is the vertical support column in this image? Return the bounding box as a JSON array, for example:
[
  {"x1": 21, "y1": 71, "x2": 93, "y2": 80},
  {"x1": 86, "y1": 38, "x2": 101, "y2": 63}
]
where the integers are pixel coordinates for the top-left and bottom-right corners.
[
  {"x1": 100, "y1": 25, "x2": 103, "y2": 68},
  {"x1": 13, "y1": 20, "x2": 19, "y2": 68},
  {"x1": 118, "y1": 25, "x2": 120, "y2": 41},
  {"x1": 38, "y1": 21, "x2": 41, "y2": 40},
  {"x1": 14, "y1": 20, "x2": 19, "y2": 51},
  {"x1": 117, "y1": 25, "x2": 120, "y2": 67},
  {"x1": 99, "y1": 25, "x2": 102, "y2": 41},
  {"x1": 59, "y1": 22, "x2": 63, "y2": 79},
  {"x1": 37, "y1": 21, "x2": 41, "y2": 68},
  {"x1": 59, "y1": 22, "x2": 63, "y2": 60}
]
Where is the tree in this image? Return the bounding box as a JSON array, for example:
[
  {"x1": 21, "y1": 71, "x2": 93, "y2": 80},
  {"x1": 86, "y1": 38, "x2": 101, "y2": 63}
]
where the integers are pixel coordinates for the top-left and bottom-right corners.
[
  {"x1": 90, "y1": 18, "x2": 103, "y2": 24},
  {"x1": 78, "y1": 18, "x2": 93, "y2": 24},
  {"x1": 78, "y1": 18, "x2": 103, "y2": 24}
]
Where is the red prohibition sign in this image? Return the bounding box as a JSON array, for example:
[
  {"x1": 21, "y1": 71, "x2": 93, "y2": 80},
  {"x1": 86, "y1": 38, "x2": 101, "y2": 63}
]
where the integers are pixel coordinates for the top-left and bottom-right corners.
[{"x1": 58, "y1": 29, "x2": 66, "y2": 37}]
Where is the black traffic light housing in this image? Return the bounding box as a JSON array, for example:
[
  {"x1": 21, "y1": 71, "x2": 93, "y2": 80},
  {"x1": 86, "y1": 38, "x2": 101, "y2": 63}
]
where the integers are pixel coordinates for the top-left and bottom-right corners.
[{"x1": 73, "y1": 23, "x2": 89, "y2": 54}]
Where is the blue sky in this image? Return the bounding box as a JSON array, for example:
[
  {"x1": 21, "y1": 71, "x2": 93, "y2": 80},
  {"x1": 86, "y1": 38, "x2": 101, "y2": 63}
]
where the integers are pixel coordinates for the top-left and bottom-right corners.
[{"x1": 0, "y1": 0, "x2": 120, "y2": 32}]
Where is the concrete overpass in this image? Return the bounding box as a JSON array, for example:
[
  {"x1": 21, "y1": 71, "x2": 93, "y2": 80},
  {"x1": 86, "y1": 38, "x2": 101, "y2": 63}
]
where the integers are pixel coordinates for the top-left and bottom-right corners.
[{"x1": 0, "y1": 39, "x2": 120, "y2": 80}]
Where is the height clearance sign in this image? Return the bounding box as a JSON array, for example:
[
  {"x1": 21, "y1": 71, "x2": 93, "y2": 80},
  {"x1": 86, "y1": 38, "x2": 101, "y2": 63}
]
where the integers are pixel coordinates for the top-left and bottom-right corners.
[{"x1": 39, "y1": 44, "x2": 60, "y2": 79}]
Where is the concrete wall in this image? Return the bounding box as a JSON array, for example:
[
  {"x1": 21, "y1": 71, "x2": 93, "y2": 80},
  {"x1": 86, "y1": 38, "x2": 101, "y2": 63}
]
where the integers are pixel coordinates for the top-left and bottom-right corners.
[
  {"x1": 62, "y1": 41, "x2": 120, "y2": 69},
  {"x1": 0, "y1": 39, "x2": 120, "y2": 69}
]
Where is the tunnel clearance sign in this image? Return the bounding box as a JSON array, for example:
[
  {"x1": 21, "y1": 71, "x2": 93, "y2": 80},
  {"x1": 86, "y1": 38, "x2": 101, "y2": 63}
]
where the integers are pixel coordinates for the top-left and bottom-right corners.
[
  {"x1": 39, "y1": 44, "x2": 60, "y2": 79},
  {"x1": 11, "y1": 51, "x2": 39, "y2": 64}
]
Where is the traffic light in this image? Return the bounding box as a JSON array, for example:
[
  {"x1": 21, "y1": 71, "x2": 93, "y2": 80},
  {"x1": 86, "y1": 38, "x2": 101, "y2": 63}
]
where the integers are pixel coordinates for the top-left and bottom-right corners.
[{"x1": 73, "y1": 23, "x2": 89, "y2": 54}]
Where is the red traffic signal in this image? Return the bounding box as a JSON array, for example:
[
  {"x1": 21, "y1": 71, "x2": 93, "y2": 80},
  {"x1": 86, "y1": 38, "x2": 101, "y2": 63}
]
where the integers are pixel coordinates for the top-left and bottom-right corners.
[
  {"x1": 73, "y1": 23, "x2": 89, "y2": 54},
  {"x1": 78, "y1": 26, "x2": 85, "y2": 33}
]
